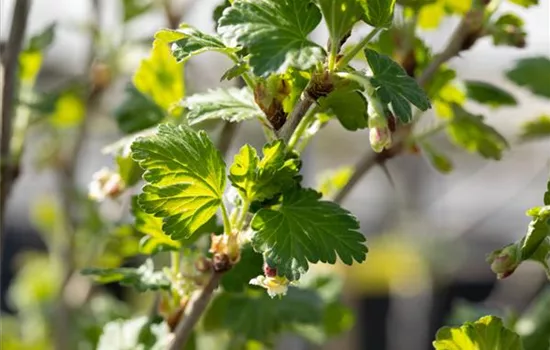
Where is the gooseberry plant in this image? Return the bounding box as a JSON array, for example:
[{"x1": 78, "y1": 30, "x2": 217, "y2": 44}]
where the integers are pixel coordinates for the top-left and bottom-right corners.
[{"x1": 1, "y1": 0, "x2": 550, "y2": 349}]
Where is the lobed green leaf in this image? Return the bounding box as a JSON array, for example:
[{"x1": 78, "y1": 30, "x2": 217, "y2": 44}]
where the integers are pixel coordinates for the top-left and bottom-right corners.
[
  {"x1": 131, "y1": 124, "x2": 226, "y2": 240},
  {"x1": 251, "y1": 188, "x2": 367, "y2": 280},
  {"x1": 218, "y1": 0, "x2": 324, "y2": 76}
]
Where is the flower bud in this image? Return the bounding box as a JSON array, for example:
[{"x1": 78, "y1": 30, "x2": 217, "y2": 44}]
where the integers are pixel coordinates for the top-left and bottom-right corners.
[
  {"x1": 88, "y1": 167, "x2": 125, "y2": 202},
  {"x1": 369, "y1": 126, "x2": 392, "y2": 153},
  {"x1": 487, "y1": 244, "x2": 521, "y2": 279},
  {"x1": 263, "y1": 263, "x2": 277, "y2": 277}
]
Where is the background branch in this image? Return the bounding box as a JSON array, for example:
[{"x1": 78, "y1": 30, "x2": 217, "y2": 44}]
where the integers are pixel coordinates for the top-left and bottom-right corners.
[{"x1": 0, "y1": 0, "x2": 32, "y2": 260}]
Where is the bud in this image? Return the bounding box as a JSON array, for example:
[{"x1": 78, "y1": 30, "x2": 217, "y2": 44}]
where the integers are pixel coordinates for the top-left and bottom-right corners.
[
  {"x1": 88, "y1": 167, "x2": 125, "y2": 202},
  {"x1": 194, "y1": 256, "x2": 212, "y2": 273},
  {"x1": 263, "y1": 263, "x2": 277, "y2": 277},
  {"x1": 369, "y1": 126, "x2": 392, "y2": 153},
  {"x1": 487, "y1": 243, "x2": 521, "y2": 279},
  {"x1": 209, "y1": 233, "x2": 240, "y2": 264}
]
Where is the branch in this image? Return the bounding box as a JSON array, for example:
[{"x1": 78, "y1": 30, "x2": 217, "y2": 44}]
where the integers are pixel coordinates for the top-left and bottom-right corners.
[
  {"x1": 0, "y1": 0, "x2": 31, "y2": 257},
  {"x1": 332, "y1": 9, "x2": 485, "y2": 205},
  {"x1": 277, "y1": 95, "x2": 315, "y2": 143},
  {"x1": 169, "y1": 272, "x2": 223, "y2": 350}
]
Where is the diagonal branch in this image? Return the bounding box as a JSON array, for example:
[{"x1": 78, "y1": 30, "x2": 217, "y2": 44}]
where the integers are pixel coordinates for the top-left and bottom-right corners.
[{"x1": 169, "y1": 272, "x2": 223, "y2": 350}]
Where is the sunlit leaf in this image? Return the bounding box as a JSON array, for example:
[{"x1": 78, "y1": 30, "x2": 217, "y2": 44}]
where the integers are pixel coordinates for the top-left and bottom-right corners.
[
  {"x1": 357, "y1": 0, "x2": 396, "y2": 28},
  {"x1": 133, "y1": 40, "x2": 185, "y2": 111},
  {"x1": 156, "y1": 25, "x2": 231, "y2": 62},
  {"x1": 122, "y1": 0, "x2": 155, "y2": 22},
  {"x1": 508, "y1": 0, "x2": 538, "y2": 7},
  {"x1": 317, "y1": 166, "x2": 354, "y2": 198},
  {"x1": 316, "y1": 0, "x2": 362, "y2": 51},
  {"x1": 519, "y1": 115, "x2": 550, "y2": 142},
  {"x1": 433, "y1": 316, "x2": 523, "y2": 350},
  {"x1": 48, "y1": 92, "x2": 85, "y2": 128},
  {"x1": 131, "y1": 124, "x2": 226, "y2": 240}
]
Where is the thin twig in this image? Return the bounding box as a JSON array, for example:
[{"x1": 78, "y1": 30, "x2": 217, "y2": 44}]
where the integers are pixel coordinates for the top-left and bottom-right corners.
[
  {"x1": 169, "y1": 272, "x2": 223, "y2": 350},
  {"x1": 0, "y1": 0, "x2": 31, "y2": 260}
]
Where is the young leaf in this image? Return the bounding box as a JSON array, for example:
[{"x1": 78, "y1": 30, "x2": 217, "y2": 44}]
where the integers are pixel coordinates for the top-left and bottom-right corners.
[
  {"x1": 358, "y1": 0, "x2": 397, "y2": 28},
  {"x1": 183, "y1": 88, "x2": 264, "y2": 125},
  {"x1": 317, "y1": 166, "x2": 354, "y2": 199},
  {"x1": 519, "y1": 115, "x2": 550, "y2": 142},
  {"x1": 506, "y1": 56, "x2": 550, "y2": 99},
  {"x1": 465, "y1": 80, "x2": 517, "y2": 108},
  {"x1": 114, "y1": 85, "x2": 166, "y2": 134},
  {"x1": 433, "y1": 316, "x2": 523, "y2": 350},
  {"x1": 218, "y1": 0, "x2": 324, "y2": 76},
  {"x1": 203, "y1": 287, "x2": 323, "y2": 342},
  {"x1": 156, "y1": 25, "x2": 231, "y2": 62},
  {"x1": 82, "y1": 259, "x2": 170, "y2": 292},
  {"x1": 520, "y1": 206, "x2": 550, "y2": 260},
  {"x1": 318, "y1": 88, "x2": 368, "y2": 131},
  {"x1": 133, "y1": 40, "x2": 185, "y2": 111},
  {"x1": 251, "y1": 188, "x2": 367, "y2": 280},
  {"x1": 316, "y1": 0, "x2": 362, "y2": 50},
  {"x1": 420, "y1": 141, "x2": 453, "y2": 174},
  {"x1": 131, "y1": 124, "x2": 226, "y2": 240},
  {"x1": 508, "y1": 0, "x2": 538, "y2": 7},
  {"x1": 131, "y1": 197, "x2": 181, "y2": 255},
  {"x1": 445, "y1": 104, "x2": 509, "y2": 160},
  {"x1": 229, "y1": 141, "x2": 301, "y2": 202},
  {"x1": 364, "y1": 49, "x2": 431, "y2": 123},
  {"x1": 490, "y1": 13, "x2": 526, "y2": 48},
  {"x1": 28, "y1": 23, "x2": 56, "y2": 52},
  {"x1": 116, "y1": 154, "x2": 143, "y2": 188},
  {"x1": 122, "y1": 0, "x2": 154, "y2": 22}
]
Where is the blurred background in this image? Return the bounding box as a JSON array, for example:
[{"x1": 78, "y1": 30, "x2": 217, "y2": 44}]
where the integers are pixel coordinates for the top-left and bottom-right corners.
[{"x1": 1, "y1": 0, "x2": 549, "y2": 349}]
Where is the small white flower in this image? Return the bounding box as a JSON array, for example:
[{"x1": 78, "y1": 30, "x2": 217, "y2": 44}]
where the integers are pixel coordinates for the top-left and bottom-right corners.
[
  {"x1": 88, "y1": 167, "x2": 124, "y2": 202},
  {"x1": 249, "y1": 275, "x2": 291, "y2": 298}
]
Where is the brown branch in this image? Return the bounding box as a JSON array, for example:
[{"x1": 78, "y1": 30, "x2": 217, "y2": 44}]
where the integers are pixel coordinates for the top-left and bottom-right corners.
[
  {"x1": 0, "y1": 0, "x2": 32, "y2": 259},
  {"x1": 277, "y1": 95, "x2": 315, "y2": 143},
  {"x1": 169, "y1": 272, "x2": 223, "y2": 350}
]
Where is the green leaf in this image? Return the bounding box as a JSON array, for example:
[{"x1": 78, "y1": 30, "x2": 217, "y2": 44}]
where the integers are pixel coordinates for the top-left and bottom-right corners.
[
  {"x1": 122, "y1": 0, "x2": 154, "y2": 22},
  {"x1": 316, "y1": 0, "x2": 362, "y2": 50},
  {"x1": 218, "y1": 0, "x2": 324, "y2": 76},
  {"x1": 28, "y1": 23, "x2": 56, "y2": 52},
  {"x1": 131, "y1": 197, "x2": 181, "y2": 255},
  {"x1": 48, "y1": 91, "x2": 85, "y2": 128},
  {"x1": 221, "y1": 245, "x2": 264, "y2": 292},
  {"x1": 183, "y1": 88, "x2": 264, "y2": 125},
  {"x1": 251, "y1": 188, "x2": 367, "y2": 280},
  {"x1": 203, "y1": 287, "x2": 323, "y2": 342},
  {"x1": 516, "y1": 288, "x2": 550, "y2": 350},
  {"x1": 519, "y1": 115, "x2": 550, "y2": 142},
  {"x1": 358, "y1": 0, "x2": 397, "y2": 28},
  {"x1": 322, "y1": 301, "x2": 355, "y2": 337},
  {"x1": 156, "y1": 25, "x2": 230, "y2": 62},
  {"x1": 364, "y1": 49, "x2": 431, "y2": 123},
  {"x1": 82, "y1": 259, "x2": 170, "y2": 292},
  {"x1": 229, "y1": 141, "x2": 301, "y2": 202},
  {"x1": 507, "y1": 56, "x2": 550, "y2": 99},
  {"x1": 545, "y1": 176, "x2": 550, "y2": 206},
  {"x1": 133, "y1": 40, "x2": 185, "y2": 111},
  {"x1": 319, "y1": 87, "x2": 368, "y2": 131},
  {"x1": 131, "y1": 124, "x2": 226, "y2": 240},
  {"x1": 490, "y1": 13, "x2": 526, "y2": 48},
  {"x1": 97, "y1": 316, "x2": 172, "y2": 350},
  {"x1": 527, "y1": 238, "x2": 550, "y2": 278},
  {"x1": 420, "y1": 141, "x2": 453, "y2": 174},
  {"x1": 116, "y1": 154, "x2": 143, "y2": 188},
  {"x1": 520, "y1": 206, "x2": 550, "y2": 260},
  {"x1": 508, "y1": 0, "x2": 538, "y2": 7},
  {"x1": 317, "y1": 166, "x2": 353, "y2": 199},
  {"x1": 465, "y1": 80, "x2": 517, "y2": 108},
  {"x1": 114, "y1": 85, "x2": 166, "y2": 134},
  {"x1": 433, "y1": 316, "x2": 524, "y2": 350},
  {"x1": 221, "y1": 61, "x2": 249, "y2": 81},
  {"x1": 445, "y1": 104, "x2": 509, "y2": 160}
]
